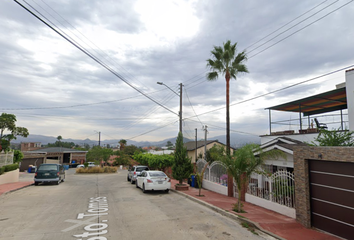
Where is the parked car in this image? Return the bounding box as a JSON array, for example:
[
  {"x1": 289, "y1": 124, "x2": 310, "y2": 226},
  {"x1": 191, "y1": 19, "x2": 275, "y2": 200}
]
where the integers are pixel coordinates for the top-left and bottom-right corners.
[
  {"x1": 136, "y1": 170, "x2": 171, "y2": 193},
  {"x1": 34, "y1": 164, "x2": 65, "y2": 185},
  {"x1": 127, "y1": 165, "x2": 149, "y2": 184},
  {"x1": 76, "y1": 162, "x2": 97, "y2": 168}
]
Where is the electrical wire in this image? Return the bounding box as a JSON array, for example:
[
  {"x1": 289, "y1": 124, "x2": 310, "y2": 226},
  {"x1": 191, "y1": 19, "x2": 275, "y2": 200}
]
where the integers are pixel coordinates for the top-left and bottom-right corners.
[
  {"x1": 14, "y1": 0, "x2": 178, "y2": 117},
  {"x1": 184, "y1": 63, "x2": 354, "y2": 120}
]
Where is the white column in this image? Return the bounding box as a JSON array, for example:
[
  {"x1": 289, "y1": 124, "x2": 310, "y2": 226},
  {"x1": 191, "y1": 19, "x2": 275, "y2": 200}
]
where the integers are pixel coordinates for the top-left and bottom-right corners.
[{"x1": 345, "y1": 69, "x2": 354, "y2": 131}]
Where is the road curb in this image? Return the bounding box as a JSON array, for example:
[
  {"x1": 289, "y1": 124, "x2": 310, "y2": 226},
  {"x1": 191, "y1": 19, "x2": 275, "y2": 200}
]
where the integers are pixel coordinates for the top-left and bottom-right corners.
[
  {"x1": 3, "y1": 183, "x2": 34, "y2": 196},
  {"x1": 170, "y1": 188, "x2": 285, "y2": 240}
]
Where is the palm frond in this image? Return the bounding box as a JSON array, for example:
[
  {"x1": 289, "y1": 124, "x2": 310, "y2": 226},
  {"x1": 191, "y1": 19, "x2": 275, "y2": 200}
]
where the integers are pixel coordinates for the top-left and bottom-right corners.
[{"x1": 207, "y1": 71, "x2": 218, "y2": 81}]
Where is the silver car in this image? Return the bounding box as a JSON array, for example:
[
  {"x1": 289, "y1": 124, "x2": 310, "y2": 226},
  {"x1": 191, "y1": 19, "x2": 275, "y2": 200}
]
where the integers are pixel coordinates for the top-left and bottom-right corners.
[{"x1": 127, "y1": 165, "x2": 149, "y2": 184}]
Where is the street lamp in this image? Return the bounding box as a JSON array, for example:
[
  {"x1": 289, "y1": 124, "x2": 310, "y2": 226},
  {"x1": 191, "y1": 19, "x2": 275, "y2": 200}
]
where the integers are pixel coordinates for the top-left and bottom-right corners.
[{"x1": 157, "y1": 82, "x2": 183, "y2": 133}]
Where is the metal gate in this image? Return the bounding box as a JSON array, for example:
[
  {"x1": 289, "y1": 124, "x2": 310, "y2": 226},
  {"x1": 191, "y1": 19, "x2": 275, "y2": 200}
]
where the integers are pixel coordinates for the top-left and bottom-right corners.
[{"x1": 309, "y1": 160, "x2": 354, "y2": 240}]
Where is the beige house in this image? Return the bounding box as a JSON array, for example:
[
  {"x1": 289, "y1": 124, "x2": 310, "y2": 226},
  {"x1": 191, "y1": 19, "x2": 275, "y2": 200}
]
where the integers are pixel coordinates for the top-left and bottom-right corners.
[{"x1": 184, "y1": 140, "x2": 233, "y2": 163}]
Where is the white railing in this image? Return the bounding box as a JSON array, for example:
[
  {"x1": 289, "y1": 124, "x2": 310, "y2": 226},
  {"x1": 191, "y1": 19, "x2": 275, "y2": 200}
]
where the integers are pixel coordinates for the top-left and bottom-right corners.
[
  {"x1": 247, "y1": 170, "x2": 295, "y2": 208},
  {"x1": 0, "y1": 151, "x2": 14, "y2": 167}
]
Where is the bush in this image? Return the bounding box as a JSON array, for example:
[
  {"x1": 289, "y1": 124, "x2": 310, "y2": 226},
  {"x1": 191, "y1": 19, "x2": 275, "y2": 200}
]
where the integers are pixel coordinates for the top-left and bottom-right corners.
[
  {"x1": 0, "y1": 163, "x2": 19, "y2": 175},
  {"x1": 76, "y1": 166, "x2": 117, "y2": 174}
]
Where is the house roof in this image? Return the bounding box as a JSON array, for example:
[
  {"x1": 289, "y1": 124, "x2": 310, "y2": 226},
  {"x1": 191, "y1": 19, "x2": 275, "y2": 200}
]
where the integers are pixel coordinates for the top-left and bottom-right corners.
[
  {"x1": 184, "y1": 140, "x2": 219, "y2": 151},
  {"x1": 28, "y1": 147, "x2": 87, "y2": 153},
  {"x1": 260, "y1": 137, "x2": 308, "y2": 154},
  {"x1": 266, "y1": 87, "x2": 347, "y2": 116}
]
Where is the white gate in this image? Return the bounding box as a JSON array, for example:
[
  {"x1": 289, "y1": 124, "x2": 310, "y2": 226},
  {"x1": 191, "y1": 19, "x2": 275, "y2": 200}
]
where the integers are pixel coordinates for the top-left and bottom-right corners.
[{"x1": 247, "y1": 170, "x2": 295, "y2": 218}]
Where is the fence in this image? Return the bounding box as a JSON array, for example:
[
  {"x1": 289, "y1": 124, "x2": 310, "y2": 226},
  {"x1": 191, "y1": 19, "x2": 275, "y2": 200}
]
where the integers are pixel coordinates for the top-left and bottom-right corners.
[
  {"x1": 246, "y1": 170, "x2": 296, "y2": 218},
  {"x1": 0, "y1": 151, "x2": 14, "y2": 167},
  {"x1": 196, "y1": 159, "x2": 229, "y2": 196}
]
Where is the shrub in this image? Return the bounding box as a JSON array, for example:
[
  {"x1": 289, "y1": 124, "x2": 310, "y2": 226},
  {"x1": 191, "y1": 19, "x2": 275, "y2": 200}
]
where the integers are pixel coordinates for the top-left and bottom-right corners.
[
  {"x1": 0, "y1": 163, "x2": 19, "y2": 175},
  {"x1": 76, "y1": 166, "x2": 117, "y2": 174}
]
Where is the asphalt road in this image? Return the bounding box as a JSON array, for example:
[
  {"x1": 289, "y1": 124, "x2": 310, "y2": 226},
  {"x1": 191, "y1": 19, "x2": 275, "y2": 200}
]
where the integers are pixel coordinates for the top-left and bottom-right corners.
[{"x1": 0, "y1": 169, "x2": 264, "y2": 240}]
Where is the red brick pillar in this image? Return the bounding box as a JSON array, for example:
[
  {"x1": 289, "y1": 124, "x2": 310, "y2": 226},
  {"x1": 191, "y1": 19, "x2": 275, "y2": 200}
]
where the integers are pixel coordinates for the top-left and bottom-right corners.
[{"x1": 227, "y1": 172, "x2": 233, "y2": 197}]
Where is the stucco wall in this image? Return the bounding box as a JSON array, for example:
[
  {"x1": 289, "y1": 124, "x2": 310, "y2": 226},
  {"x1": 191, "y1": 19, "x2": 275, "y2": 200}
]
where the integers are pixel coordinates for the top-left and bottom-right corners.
[{"x1": 0, "y1": 168, "x2": 19, "y2": 184}]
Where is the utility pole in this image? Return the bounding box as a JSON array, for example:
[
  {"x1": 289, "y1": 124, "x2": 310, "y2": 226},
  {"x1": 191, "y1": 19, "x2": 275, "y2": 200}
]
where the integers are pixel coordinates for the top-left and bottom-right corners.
[
  {"x1": 195, "y1": 128, "x2": 197, "y2": 162},
  {"x1": 157, "y1": 82, "x2": 183, "y2": 133},
  {"x1": 203, "y1": 125, "x2": 208, "y2": 161},
  {"x1": 98, "y1": 132, "x2": 101, "y2": 147},
  {"x1": 179, "y1": 83, "x2": 183, "y2": 133}
]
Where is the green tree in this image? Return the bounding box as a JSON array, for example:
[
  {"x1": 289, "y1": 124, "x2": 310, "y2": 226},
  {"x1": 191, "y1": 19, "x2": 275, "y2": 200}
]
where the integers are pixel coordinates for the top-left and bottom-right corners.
[
  {"x1": 123, "y1": 145, "x2": 140, "y2": 157},
  {"x1": 86, "y1": 146, "x2": 113, "y2": 165},
  {"x1": 172, "y1": 132, "x2": 193, "y2": 185},
  {"x1": 0, "y1": 113, "x2": 29, "y2": 152},
  {"x1": 221, "y1": 143, "x2": 283, "y2": 212},
  {"x1": 13, "y1": 150, "x2": 24, "y2": 163},
  {"x1": 119, "y1": 139, "x2": 127, "y2": 151},
  {"x1": 166, "y1": 141, "x2": 173, "y2": 149},
  {"x1": 206, "y1": 144, "x2": 226, "y2": 163},
  {"x1": 311, "y1": 128, "x2": 354, "y2": 146},
  {"x1": 206, "y1": 40, "x2": 248, "y2": 156}
]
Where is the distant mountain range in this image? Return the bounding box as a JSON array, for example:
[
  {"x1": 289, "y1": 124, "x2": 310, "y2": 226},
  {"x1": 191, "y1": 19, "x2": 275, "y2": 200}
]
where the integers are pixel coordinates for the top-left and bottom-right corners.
[{"x1": 13, "y1": 133, "x2": 260, "y2": 148}]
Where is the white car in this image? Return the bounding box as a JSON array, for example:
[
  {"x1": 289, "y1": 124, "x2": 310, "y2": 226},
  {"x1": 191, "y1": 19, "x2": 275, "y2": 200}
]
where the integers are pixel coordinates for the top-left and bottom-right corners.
[
  {"x1": 136, "y1": 170, "x2": 171, "y2": 193},
  {"x1": 76, "y1": 162, "x2": 97, "y2": 168}
]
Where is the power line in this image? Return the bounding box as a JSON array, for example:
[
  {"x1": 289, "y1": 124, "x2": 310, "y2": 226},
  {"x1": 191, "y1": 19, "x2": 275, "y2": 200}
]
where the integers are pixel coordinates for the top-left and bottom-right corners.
[
  {"x1": 14, "y1": 0, "x2": 178, "y2": 117},
  {"x1": 184, "y1": 86, "x2": 203, "y2": 127},
  {"x1": 249, "y1": 0, "x2": 353, "y2": 58},
  {"x1": 247, "y1": 0, "x2": 338, "y2": 54},
  {"x1": 184, "y1": 63, "x2": 354, "y2": 120}
]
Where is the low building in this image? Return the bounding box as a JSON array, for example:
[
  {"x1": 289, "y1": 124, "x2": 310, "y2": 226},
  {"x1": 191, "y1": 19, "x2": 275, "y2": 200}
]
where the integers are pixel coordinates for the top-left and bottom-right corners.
[{"x1": 21, "y1": 147, "x2": 87, "y2": 171}]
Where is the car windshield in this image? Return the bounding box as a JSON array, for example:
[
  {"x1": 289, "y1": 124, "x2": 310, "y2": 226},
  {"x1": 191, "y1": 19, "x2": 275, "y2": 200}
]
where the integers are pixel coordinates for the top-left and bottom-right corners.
[
  {"x1": 136, "y1": 167, "x2": 149, "y2": 172},
  {"x1": 38, "y1": 165, "x2": 58, "y2": 171},
  {"x1": 149, "y1": 172, "x2": 166, "y2": 177}
]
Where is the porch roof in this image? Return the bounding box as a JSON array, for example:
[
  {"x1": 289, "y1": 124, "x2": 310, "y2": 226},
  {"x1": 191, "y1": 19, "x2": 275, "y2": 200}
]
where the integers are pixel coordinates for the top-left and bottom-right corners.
[{"x1": 265, "y1": 87, "x2": 347, "y2": 116}]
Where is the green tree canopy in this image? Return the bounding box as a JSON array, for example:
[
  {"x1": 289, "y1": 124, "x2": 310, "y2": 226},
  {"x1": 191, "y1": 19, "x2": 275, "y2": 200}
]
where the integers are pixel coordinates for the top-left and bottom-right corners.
[
  {"x1": 172, "y1": 132, "x2": 193, "y2": 185},
  {"x1": 0, "y1": 113, "x2": 29, "y2": 152},
  {"x1": 13, "y1": 150, "x2": 24, "y2": 163},
  {"x1": 86, "y1": 146, "x2": 113, "y2": 164},
  {"x1": 311, "y1": 128, "x2": 354, "y2": 146},
  {"x1": 206, "y1": 144, "x2": 226, "y2": 163},
  {"x1": 119, "y1": 139, "x2": 127, "y2": 151}
]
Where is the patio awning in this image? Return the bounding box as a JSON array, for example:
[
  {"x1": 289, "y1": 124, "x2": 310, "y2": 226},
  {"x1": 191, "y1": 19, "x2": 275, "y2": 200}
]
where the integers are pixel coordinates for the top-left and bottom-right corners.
[{"x1": 266, "y1": 87, "x2": 347, "y2": 116}]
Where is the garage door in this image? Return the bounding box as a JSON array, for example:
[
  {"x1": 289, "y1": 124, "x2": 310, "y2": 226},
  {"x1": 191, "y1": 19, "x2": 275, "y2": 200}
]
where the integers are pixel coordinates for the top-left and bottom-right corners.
[{"x1": 309, "y1": 160, "x2": 354, "y2": 240}]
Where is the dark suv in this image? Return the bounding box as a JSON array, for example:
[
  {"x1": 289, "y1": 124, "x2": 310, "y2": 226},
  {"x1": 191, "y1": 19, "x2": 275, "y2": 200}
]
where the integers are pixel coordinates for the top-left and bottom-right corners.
[
  {"x1": 34, "y1": 164, "x2": 65, "y2": 185},
  {"x1": 127, "y1": 165, "x2": 149, "y2": 184}
]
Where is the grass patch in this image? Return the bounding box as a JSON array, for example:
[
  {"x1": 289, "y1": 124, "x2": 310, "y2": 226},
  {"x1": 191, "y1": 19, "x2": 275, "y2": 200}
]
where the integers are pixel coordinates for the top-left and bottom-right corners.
[
  {"x1": 76, "y1": 166, "x2": 117, "y2": 173},
  {"x1": 232, "y1": 202, "x2": 247, "y2": 213},
  {"x1": 241, "y1": 221, "x2": 258, "y2": 235}
]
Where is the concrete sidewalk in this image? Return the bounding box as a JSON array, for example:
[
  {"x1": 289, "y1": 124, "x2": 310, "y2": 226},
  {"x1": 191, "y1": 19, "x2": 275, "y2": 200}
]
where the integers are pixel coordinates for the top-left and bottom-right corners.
[
  {"x1": 170, "y1": 179, "x2": 340, "y2": 240},
  {"x1": 0, "y1": 181, "x2": 33, "y2": 196}
]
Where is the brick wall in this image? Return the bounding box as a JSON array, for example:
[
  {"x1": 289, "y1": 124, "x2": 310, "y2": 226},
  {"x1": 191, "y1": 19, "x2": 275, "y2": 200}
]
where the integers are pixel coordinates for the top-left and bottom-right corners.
[{"x1": 293, "y1": 146, "x2": 354, "y2": 228}]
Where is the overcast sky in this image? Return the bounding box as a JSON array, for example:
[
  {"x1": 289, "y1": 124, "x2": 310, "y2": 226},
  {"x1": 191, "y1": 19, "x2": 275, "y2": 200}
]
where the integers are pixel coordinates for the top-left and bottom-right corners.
[{"x1": 1, "y1": 0, "x2": 354, "y2": 144}]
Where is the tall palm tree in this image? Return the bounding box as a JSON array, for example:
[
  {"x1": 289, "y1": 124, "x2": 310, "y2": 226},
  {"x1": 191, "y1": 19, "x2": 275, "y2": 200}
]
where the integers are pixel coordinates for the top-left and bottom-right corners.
[{"x1": 206, "y1": 40, "x2": 248, "y2": 156}]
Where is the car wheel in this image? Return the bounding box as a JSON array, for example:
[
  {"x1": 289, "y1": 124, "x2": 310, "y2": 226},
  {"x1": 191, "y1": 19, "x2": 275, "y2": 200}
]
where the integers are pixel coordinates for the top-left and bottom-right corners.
[
  {"x1": 142, "y1": 184, "x2": 146, "y2": 193},
  {"x1": 165, "y1": 189, "x2": 169, "y2": 193},
  {"x1": 34, "y1": 182, "x2": 39, "y2": 186}
]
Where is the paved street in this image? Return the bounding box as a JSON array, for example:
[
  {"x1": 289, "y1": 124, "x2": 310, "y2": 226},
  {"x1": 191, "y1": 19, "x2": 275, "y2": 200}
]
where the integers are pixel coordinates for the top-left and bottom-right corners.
[{"x1": 0, "y1": 169, "x2": 264, "y2": 240}]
